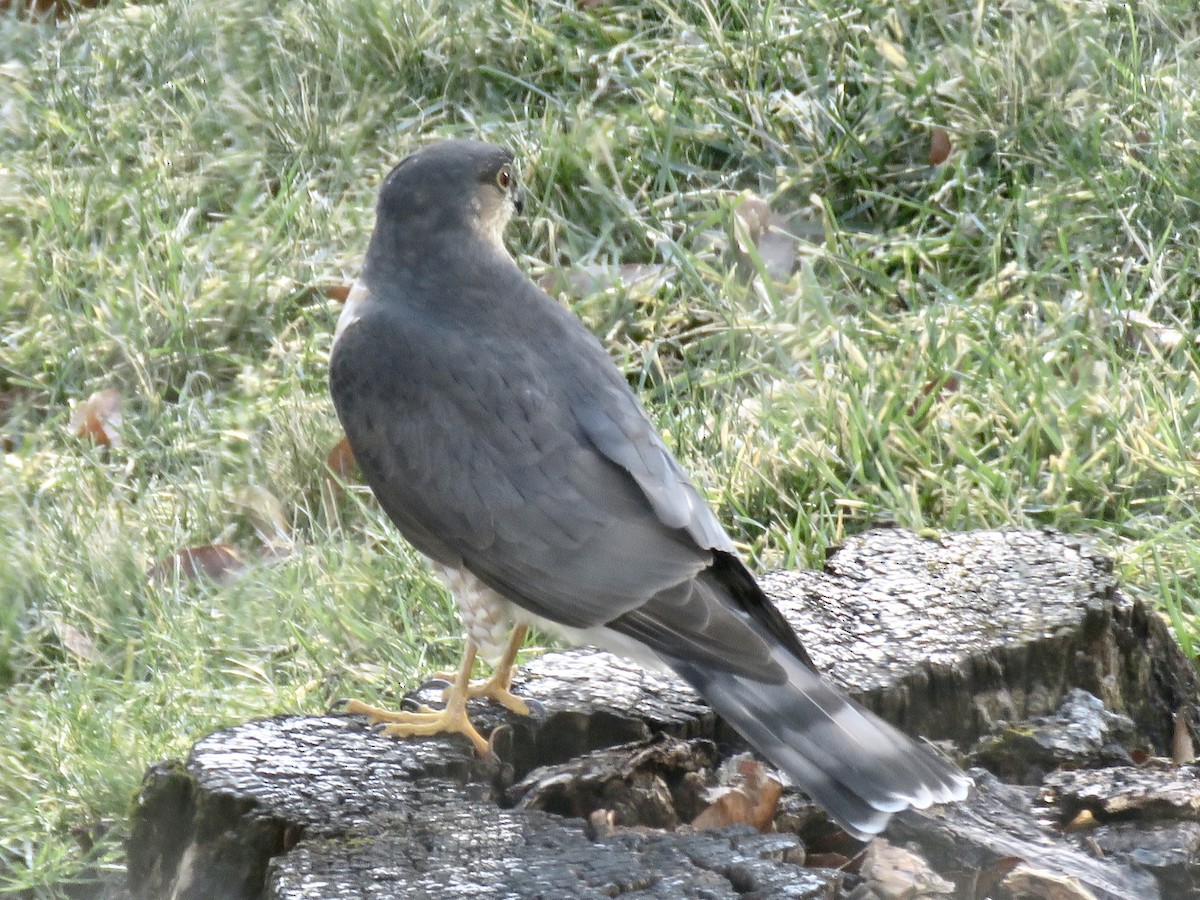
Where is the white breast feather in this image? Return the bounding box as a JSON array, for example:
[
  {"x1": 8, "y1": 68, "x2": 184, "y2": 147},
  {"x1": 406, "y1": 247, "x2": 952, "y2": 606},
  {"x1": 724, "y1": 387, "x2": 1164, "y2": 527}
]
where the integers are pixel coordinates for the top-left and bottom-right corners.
[{"x1": 333, "y1": 280, "x2": 369, "y2": 346}]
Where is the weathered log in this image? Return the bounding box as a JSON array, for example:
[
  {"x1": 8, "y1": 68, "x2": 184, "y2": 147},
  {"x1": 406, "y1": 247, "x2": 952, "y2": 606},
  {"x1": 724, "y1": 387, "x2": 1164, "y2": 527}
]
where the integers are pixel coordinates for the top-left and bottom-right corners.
[
  {"x1": 972, "y1": 688, "x2": 1139, "y2": 781},
  {"x1": 889, "y1": 771, "x2": 1159, "y2": 898},
  {"x1": 268, "y1": 803, "x2": 843, "y2": 900},
  {"x1": 126, "y1": 528, "x2": 1200, "y2": 899},
  {"x1": 1090, "y1": 821, "x2": 1200, "y2": 897},
  {"x1": 761, "y1": 528, "x2": 1196, "y2": 751},
  {"x1": 1044, "y1": 761, "x2": 1200, "y2": 821}
]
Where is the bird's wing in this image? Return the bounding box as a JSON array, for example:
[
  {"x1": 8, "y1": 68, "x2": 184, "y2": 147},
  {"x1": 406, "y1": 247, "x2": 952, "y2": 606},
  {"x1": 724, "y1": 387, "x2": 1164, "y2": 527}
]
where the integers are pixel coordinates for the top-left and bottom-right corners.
[
  {"x1": 572, "y1": 386, "x2": 735, "y2": 554},
  {"x1": 330, "y1": 279, "x2": 785, "y2": 679},
  {"x1": 330, "y1": 284, "x2": 705, "y2": 614}
]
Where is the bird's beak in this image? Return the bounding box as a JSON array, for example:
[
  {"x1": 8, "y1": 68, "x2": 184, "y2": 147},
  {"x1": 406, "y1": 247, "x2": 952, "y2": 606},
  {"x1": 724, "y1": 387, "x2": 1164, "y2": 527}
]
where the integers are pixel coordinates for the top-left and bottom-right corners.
[{"x1": 512, "y1": 186, "x2": 525, "y2": 216}]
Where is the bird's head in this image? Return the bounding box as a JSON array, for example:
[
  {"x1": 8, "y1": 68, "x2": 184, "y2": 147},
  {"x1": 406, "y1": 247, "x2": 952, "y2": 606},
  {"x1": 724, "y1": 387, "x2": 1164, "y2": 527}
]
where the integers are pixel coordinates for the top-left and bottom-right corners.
[{"x1": 371, "y1": 139, "x2": 524, "y2": 261}]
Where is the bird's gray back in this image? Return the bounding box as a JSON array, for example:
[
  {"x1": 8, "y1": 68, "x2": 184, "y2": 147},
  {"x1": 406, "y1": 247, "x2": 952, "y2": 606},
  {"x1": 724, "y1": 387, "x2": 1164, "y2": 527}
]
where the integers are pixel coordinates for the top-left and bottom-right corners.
[{"x1": 330, "y1": 257, "x2": 731, "y2": 633}]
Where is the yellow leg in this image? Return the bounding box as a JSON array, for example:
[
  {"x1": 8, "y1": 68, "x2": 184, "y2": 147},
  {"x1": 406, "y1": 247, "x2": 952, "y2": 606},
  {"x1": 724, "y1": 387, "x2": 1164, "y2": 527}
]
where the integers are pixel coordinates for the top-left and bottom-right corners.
[
  {"x1": 345, "y1": 641, "x2": 491, "y2": 756},
  {"x1": 426, "y1": 625, "x2": 531, "y2": 716},
  {"x1": 468, "y1": 625, "x2": 529, "y2": 715}
]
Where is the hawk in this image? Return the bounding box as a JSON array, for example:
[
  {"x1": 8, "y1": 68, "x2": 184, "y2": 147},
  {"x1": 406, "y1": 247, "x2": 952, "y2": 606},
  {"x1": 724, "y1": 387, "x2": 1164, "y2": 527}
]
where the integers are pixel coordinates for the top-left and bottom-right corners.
[{"x1": 329, "y1": 139, "x2": 969, "y2": 838}]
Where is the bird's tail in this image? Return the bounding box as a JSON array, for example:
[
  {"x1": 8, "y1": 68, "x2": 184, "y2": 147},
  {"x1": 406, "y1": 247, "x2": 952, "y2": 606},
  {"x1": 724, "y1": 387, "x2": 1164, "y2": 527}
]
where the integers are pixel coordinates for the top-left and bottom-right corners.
[{"x1": 665, "y1": 645, "x2": 971, "y2": 839}]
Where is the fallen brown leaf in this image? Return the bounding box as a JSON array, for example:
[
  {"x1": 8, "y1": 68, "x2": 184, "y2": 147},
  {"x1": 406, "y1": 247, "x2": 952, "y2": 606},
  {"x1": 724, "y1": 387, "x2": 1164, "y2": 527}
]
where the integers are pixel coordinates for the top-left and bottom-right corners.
[
  {"x1": 322, "y1": 435, "x2": 361, "y2": 513},
  {"x1": 324, "y1": 283, "x2": 352, "y2": 304},
  {"x1": 691, "y1": 755, "x2": 782, "y2": 833},
  {"x1": 326, "y1": 435, "x2": 358, "y2": 481},
  {"x1": 732, "y1": 193, "x2": 800, "y2": 282},
  {"x1": 1131, "y1": 130, "x2": 1151, "y2": 160},
  {"x1": 755, "y1": 227, "x2": 798, "y2": 282},
  {"x1": 691, "y1": 786, "x2": 758, "y2": 831},
  {"x1": 733, "y1": 194, "x2": 772, "y2": 250},
  {"x1": 69, "y1": 824, "x2": 95, "y2": 854},
  {"x1": 929, "y1": 127, "x2": 952, "y2": 165},
  {"x1": 149, "y1": 544, "x2": 245, "y2": 584},
  {"x1": 68, "y1": 388, "x2": 122, "y2": 447}
]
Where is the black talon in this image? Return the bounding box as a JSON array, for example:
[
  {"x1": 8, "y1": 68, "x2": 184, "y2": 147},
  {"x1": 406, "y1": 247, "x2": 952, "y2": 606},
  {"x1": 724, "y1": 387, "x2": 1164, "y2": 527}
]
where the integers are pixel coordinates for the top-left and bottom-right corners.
[
  {"x1": 488, "y1": 723, "x2": 514, "y2": 761},
  {"x1": 400, "y1": 695, "x2": 427, "y2": 712},
  {"x1": 524, "y1": 697, "x2": 546, "y2": 718}
]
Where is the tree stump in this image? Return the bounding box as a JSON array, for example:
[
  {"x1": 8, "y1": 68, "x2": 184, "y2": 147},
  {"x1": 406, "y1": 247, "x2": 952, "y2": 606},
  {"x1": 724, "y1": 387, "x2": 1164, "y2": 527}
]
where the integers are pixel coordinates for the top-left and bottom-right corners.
[{"x1": 127, "y1": 529, "x2": 1200, "y2": 899}]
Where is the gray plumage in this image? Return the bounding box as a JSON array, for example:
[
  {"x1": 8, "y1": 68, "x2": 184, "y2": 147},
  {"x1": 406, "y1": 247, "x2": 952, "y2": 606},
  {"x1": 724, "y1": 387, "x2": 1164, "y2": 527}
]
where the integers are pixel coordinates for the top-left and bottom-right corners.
[{"x1": 329, "y1": 139, "x2": 970, "y2": 838}]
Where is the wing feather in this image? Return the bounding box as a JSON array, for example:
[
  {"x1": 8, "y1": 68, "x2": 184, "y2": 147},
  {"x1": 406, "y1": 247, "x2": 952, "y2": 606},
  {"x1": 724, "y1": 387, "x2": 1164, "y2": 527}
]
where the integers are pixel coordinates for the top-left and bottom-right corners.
[
  {"x1": 330, "y1": 285, "x2": 712, "y2": 629},
  {"x1": 331, "y1": 275, "x2": 786, "y2": 682}
]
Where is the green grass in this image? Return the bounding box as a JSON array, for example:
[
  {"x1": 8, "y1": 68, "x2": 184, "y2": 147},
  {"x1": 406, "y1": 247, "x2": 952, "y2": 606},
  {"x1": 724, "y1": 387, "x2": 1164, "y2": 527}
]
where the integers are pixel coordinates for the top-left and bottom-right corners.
[{"x1": 3, "y1": 0, "x2": 1200, "y2": 892}]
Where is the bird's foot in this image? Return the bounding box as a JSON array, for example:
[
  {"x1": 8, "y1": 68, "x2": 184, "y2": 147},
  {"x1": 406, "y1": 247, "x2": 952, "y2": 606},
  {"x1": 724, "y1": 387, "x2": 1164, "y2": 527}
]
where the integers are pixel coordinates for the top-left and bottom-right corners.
[
  {"x1": 421, "y1": 668, "x2": 531, "y2": 716},
  {"x1": 344, "y1": 697, "x2": 492, "y2": 756}
]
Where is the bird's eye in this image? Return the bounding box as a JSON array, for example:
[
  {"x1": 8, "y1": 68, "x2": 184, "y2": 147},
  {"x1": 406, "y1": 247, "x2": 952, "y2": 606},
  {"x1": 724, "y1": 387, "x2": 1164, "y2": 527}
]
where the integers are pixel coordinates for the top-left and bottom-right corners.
[{"x1": 496, "y1": 166, "x2": 512, "y2": 190}]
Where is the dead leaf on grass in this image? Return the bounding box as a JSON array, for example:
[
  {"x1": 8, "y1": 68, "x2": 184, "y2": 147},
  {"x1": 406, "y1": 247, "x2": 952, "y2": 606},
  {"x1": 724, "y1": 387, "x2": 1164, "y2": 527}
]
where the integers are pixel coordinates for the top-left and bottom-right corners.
[
  {"x1": 149, "y1": 544, "x2": 245, "y2": 584},
  {"x1": 929, "y1": 127, "x2": 952, "y2": 165},
  {"x1": 1130, "y1": 131, "x2": 1151, "y2": 160},
  {"x1": 733, "y1": 193, "x2": 772, "y2": 250},
  {"x1": 322, "y1": 435, "x2": 360, "y2": 509},
  {"x1": 756, "y1": 229, "x2": 799, "y2": 282},
  {"x1": 324, "y1": 283, "x2": 353, "y2": 304},
  {"x1": 68, "y1": 388, "x2": 122, "y2": 447},
  {"x1": 908, "y1": 374, "x2": 960, "y2": 418},
  {"x1": 326, "y1": 435, "x2": 358, "y2": 481}
]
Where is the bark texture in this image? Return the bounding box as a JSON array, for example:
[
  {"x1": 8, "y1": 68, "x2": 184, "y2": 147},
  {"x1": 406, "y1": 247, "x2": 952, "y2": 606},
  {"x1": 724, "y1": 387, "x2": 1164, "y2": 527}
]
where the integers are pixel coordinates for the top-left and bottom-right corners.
[{"x1": 127, "y1": 528, "x2": 1200, "y2": 899}]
